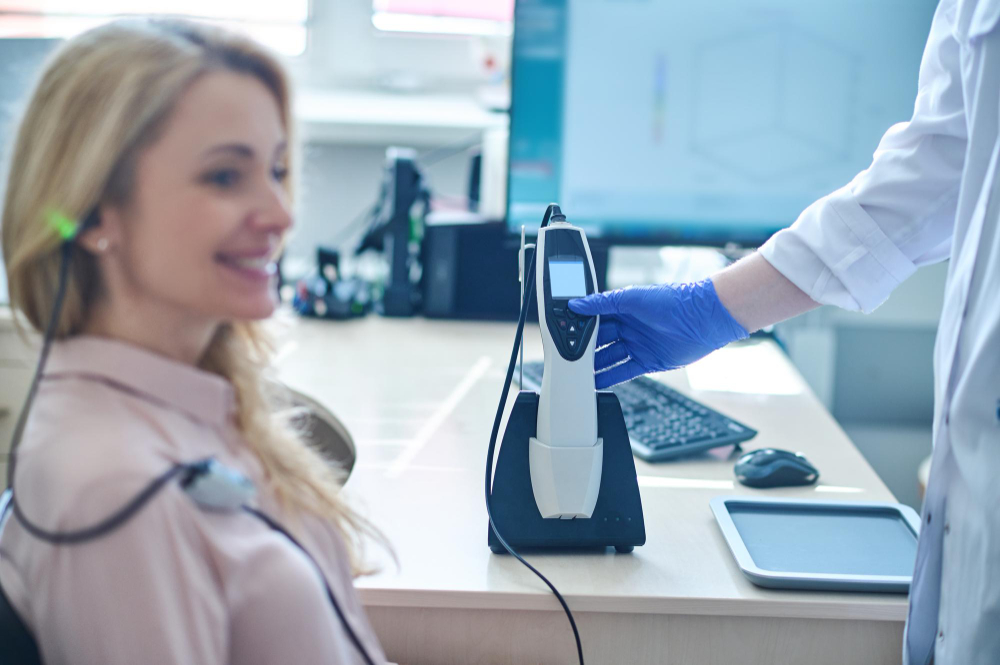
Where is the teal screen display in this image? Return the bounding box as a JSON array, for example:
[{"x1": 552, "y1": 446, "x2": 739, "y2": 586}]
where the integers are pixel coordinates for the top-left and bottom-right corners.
[{"x1": 507, "y1": 0, "x2": 938, "y2": 246}]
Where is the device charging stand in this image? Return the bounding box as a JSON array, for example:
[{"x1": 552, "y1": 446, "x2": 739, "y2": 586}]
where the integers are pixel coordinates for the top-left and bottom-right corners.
[
  {"x1": 488, "y1": 222, "x2": 645, "y2": 554},
  {"x1": 488, "y1": 390, "x2": 645, "y2": 553}
]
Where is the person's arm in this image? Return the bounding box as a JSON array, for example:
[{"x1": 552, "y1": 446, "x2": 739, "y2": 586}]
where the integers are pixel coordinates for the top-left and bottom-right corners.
[
  {"x1": 758, "y1": 0, "x2": 965, "y2": 313},
  {"x1": 712, "y1": 253, "x2": 819, "y2": 333},
  {"x1": 571, "y1": 0, "x2": 965, "y2": 387},
  {"x1": 567, "y1": 259, "x2": 817, "y2": 388},
  {"x1": 721, "y1": 0, "x2": 965, "y2": 328}
]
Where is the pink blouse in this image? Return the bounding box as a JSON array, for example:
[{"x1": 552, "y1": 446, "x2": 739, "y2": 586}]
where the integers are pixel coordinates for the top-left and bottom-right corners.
[{"x1": 0, "y1": 336, "x2": 386, "y2": 664}]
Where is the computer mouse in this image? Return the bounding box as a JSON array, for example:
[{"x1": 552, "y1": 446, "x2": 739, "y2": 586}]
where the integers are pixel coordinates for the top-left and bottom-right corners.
[{"x1": 734, "y1": 448, "x2": 819, "y2": 488}]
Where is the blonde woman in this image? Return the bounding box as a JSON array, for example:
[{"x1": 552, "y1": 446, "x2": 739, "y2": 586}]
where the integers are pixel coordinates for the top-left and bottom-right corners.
[{"x1": 0, "y1": 20, "x2": 387, "y2": 664}]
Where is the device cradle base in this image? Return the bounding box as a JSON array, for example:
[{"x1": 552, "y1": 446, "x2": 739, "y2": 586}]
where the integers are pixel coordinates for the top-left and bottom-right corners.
[{"x1": 488, "y1": 391, "x2": 646, "y2": 553}]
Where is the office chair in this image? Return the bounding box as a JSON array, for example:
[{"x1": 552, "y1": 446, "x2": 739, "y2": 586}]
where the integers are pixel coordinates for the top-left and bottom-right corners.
[
  {"x1": 286, "y1": 387, "x2": 358, "y2": 478},
  {"x1": 0, "y1": 490, "x2": 43, "y2": 665}
]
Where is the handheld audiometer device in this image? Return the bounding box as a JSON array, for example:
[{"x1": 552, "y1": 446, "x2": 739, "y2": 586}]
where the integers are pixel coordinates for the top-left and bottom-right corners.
[
  {"x1": 485, "y1": 204, "x2": 646, "y2": 665},
  {"x1": 530, "y1": 215, "x2": 603, "y2": 519}
]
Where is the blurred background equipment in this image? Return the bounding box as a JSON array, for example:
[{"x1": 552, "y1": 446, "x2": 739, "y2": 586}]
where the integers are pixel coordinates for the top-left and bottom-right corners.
[
  {"x1": 353, "y1": 147, "x2": 429, "y2": 317},
  {"x1": 422, "y1": 218, "x2": 517, "y2": 320},
  {"x1": 421, "y1": 217, "x2": 608, "y2": 321},
  {"x1": 291, "y1": 247, "x2": 373, "y2": 320}
]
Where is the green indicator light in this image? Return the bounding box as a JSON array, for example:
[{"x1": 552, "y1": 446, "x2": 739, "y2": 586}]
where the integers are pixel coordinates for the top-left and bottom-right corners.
[{"x1": 46, "y1": 210, "x2": 79, "y2": 240}]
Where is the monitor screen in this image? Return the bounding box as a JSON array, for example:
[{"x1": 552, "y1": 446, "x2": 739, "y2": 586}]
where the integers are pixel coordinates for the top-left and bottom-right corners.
[
  {"x1": 548, "y1": 259, "x2": 587, "y2": 298},
  {"x1": 506, "y1": 0, "x2": 938, "y2": 246}
]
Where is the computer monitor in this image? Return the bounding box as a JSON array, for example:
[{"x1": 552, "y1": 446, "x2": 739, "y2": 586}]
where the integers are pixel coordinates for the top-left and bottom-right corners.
[{"x1": 506, "y1": 0, "x2": 938, "y2": 247}]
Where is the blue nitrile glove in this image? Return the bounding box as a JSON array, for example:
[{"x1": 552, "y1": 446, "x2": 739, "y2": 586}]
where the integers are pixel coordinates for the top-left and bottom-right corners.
[{"x1": 568, "y1": 279, "x2": 749, "y2": 389}]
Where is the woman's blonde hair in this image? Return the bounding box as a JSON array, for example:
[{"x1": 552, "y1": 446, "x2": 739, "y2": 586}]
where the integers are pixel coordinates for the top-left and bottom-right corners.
[{"x1": 2, "y1": 19, "x2": 376, "y2": 574}]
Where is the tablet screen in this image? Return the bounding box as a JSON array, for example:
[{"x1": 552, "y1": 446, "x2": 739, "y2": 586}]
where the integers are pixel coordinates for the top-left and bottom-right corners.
[{"x1": 729, "y1": 504, "x2": 918, "y2": 577}]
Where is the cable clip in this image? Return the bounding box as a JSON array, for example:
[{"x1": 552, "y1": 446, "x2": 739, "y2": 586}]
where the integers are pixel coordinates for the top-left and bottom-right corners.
[{"x1": 180, "y1": 459, "x2": 256, "y2": 512}]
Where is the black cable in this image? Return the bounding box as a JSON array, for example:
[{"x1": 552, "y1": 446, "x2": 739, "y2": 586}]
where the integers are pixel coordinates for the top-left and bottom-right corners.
[
  {"x1": 7, "y1": 240, "x2": 77, "y2": 489},
  {"x1": 7, "y1": 207, "x2": 100, "y2": 489},
  {"x1": 485, "y1": 204, "x2": 585, "y2": 665},
  {"x1": 242, "y1": 506, "x2": 377, "y2": 665},
  {"x1": 11, "y1": 463, "x2": 192, "y2": 545},
  {"x1": 331, "y1": 199, "x2": 383, "y2": 251},
  {"x1": 3, "y1": 240, "x2": 202, "y2": 530},
  {"x1": 6, "y1": 459, "x2": 377, "y2": 665},
  {"x1": 415, "y1": 133, "x2": 481, "y2": 168}
]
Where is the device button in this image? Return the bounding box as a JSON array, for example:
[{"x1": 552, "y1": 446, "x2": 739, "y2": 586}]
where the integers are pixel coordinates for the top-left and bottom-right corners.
[
  {"x1": 566, "y1": 310, "x2": 577, "y2": 321},
  {"x1": 567, "y1": 336, "x2": 579, "y2": 349},
  {"x1": 558, "y1": 319, "x2": 567, "y2": 330},
  {"x1": 553, "y1": 307, "x2": 565, "y2": 317},
  {"x1": 568, "y1": 324, "x2": 578, "y2": 334}
]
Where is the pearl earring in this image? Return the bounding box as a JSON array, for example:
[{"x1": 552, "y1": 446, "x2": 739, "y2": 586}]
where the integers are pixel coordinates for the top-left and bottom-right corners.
[{"x1": 96, "y1": 238, "x2": 109, "y2": 252}]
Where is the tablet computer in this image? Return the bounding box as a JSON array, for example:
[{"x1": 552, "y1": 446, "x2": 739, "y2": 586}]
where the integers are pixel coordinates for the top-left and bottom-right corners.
[{"x1": 710, "y1": 496, "x2": 921, "y2": 592}]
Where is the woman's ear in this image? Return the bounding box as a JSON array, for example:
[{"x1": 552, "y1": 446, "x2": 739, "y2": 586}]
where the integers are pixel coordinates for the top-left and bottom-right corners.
[{"x1": 77, "y1": 205, "x2": 121, "y2": 255}]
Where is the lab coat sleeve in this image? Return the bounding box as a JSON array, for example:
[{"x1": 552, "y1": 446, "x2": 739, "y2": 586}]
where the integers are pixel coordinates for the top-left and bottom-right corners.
[{"x1": 759, "y1": 0, "x2": 966, "y2": 313}]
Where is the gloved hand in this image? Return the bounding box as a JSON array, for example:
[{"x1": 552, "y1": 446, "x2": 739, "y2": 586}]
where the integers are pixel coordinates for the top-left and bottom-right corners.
[{"x1": 568, "y1": 279, "x2": 749, "y2": 389}]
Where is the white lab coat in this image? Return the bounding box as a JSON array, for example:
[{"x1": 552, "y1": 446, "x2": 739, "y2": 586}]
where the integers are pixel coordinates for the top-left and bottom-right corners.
[{"x1": 759, "y1": 0, "x2": 1000, "y2": 663}]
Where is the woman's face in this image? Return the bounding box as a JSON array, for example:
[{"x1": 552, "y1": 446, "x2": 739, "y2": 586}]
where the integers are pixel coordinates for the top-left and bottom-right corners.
[{"x1": 100, "y1": 70, "x2": 292, "y2": 324}]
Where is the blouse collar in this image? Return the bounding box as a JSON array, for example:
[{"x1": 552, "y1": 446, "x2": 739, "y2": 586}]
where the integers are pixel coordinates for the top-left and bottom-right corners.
[{"x1": 44, "y1": 335, "x2": 237, "y2": 428}]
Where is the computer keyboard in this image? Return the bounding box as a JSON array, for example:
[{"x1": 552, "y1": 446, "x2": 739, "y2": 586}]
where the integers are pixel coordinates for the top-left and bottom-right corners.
[{"x1": 516, "y1": 361, "x2": 757, "y2": 462}]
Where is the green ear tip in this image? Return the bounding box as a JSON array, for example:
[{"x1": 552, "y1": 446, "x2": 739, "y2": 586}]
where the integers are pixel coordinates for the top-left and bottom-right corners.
[{"x1": 46, "y1": 210, "x2": 79, "y2": 240}]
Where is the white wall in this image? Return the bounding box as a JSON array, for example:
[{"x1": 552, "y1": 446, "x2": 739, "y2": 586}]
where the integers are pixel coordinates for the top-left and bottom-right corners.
[{"x1": 295, "y1": 0, "x2": 509, "y2": 91}]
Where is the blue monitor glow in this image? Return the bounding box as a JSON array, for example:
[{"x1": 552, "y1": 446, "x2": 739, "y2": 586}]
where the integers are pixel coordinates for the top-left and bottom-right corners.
[{"x1": 506, "y1": 0, "x2": 938, "y2": 247}]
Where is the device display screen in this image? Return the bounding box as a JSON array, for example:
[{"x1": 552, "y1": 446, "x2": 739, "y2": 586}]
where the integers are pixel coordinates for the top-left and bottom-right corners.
[{"x1": 549, "y1": 260, "x2": 587, "y2": 298}]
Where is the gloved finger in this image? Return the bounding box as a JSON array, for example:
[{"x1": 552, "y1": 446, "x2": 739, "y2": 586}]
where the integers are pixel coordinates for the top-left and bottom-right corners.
[
  {"x1": 596, "y1": 317, "x2": 620, "y2": 347},
  {"x1": 595, "y1": 342, "x2": 630, "y2": 372},
  {"x1": 568, "y1": 292, "x2": 617, "y2": 316},
  {"x1": 595, "y1": 359, "x2": 643, "y2": 389}
]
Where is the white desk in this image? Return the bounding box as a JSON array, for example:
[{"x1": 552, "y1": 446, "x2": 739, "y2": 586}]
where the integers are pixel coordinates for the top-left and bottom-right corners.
[{"x1": 276, "y1": 317, "x2": 908, "y2": 665}]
